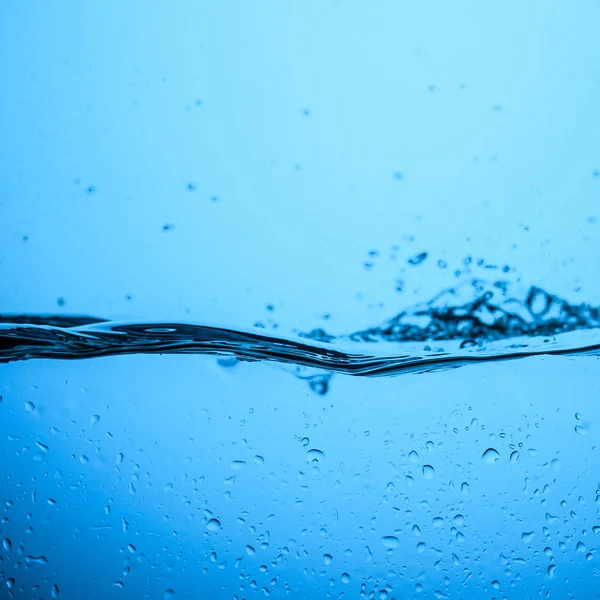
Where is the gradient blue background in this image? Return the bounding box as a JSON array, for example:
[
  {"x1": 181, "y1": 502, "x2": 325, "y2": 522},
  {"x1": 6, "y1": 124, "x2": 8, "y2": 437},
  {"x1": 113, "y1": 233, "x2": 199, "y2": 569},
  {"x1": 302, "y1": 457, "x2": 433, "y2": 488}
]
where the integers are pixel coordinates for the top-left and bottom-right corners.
[{"x1": 1, "y1": 2, "x2": 600, "y2": 599}]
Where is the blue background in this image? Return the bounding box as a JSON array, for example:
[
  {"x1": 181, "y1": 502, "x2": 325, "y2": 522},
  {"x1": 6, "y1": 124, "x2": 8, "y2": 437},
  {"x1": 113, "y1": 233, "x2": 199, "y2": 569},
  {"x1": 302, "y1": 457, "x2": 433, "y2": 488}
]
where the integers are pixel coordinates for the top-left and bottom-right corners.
[{"x1": 1, "y1": 2, "x2": 600, "y2": 599}]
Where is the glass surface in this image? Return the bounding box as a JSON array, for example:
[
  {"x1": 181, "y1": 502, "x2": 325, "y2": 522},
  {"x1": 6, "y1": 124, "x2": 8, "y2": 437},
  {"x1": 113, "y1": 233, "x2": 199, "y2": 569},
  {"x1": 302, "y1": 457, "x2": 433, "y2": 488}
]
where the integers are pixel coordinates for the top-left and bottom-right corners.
[{"x1": 1, "y1": 2, "x2": 600, "y2": 599}]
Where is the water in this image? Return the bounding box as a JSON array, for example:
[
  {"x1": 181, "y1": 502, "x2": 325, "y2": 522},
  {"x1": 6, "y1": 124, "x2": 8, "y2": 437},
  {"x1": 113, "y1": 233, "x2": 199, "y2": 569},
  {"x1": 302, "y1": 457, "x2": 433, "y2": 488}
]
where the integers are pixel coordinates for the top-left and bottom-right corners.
[
  {"x1": 2, "y1": 283, "x2": 600, "y2": 598},
  {"x1": 3, "y1": 2, "x2": 600, "y2": 598}
]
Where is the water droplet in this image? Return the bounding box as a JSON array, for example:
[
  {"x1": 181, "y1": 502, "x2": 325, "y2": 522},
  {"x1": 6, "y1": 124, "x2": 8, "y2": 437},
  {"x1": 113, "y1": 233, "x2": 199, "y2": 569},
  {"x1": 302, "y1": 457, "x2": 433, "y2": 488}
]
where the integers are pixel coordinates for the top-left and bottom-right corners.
[
  {"x1": 341, "y1": 573, "x2": 350, "y2": 584},
  {"x1": 206, "y1": 518, "x2": 221, "y2": 532},
  {"x1": 381, "y1": 536, "x2": 399, "y2": 549},
  {"x1": 482, "y1": 448, "x2": 500, "y2": 463},
  {"x1": 51, "y1": 584, "x2": 60, "y2": 598},
  {"x1": 231, "y1": 460, "x2": 247, "y2": 470},
  {"x1": 408, "y1": 450, "x2": 419, "y2": 462},
  {"x1": 127, "y1": 544, "x2": 136, "y2": 553},
  {"x1": 575, "y1": 425, "x2": 587, "y2": 435},
  {"x1": 408, "y1": 251, "x2": 428, "y2": 266},
  {"x1": 300, "y1": 437, "x2": 310, "y2": 447},
  {"x1": 461, "y1": 482, "x2": 470, "y2": 494},
  {"x1": 521, "y1": 532, "x2": 534, "y2": 543},
  {"x1": 80, "y1": 455, "x2": 89, "y2": 464},
  {"x1": 245, "y1": 545, "x2": 255, "y2": 555},
  {"x1": 90, "y1": 414, "x2": 100, "y2": 425},
  {"x1": 323, "y1": 553, "x2": 333, "y2": 565},
  {"x1": 2, "y1": 537, "x2": 11, "y2": 551},
  {"x1": 510, "y1": 450, "x2": 519, "y2": 463},
  {"x1": 306, "y1": 449, "x2": 325, "y2": 464},
  {"x1": 25, "y1": 401, "x2": 35, "y2": 412},
  {"x1": 416, "y1": 583, "x2": 424, "y2": 592},
  {"x1": 422, "y1": 465, "x2": 435, "y2": 479},
  {"x1": 164, "y1": 590, "x2": 176, "y2": 599},
  {"x1": 547, "y1": 564, "x2": 556, "y2": 577}
]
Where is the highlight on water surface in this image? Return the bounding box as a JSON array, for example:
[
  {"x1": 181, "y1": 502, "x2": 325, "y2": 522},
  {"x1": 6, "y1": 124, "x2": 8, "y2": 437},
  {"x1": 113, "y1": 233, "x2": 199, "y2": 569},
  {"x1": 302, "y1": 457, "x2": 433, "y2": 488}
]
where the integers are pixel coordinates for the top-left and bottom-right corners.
[{"x1": 2, "y1": 280, "x2": 600, "y2": 388}]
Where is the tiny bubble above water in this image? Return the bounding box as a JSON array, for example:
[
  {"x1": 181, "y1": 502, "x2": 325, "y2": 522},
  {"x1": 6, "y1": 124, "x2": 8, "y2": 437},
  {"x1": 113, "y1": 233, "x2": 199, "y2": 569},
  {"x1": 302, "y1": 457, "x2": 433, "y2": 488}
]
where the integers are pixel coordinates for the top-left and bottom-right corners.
[
  {"x1": 206, "y1": 518, "x2": 221, "y2": 532},
  {"x1": 408, "y1": 252, "x2": 428, "y2": 266},
  {"x1": 482, "y1": 448, "x2": 500, "y2": 463}
]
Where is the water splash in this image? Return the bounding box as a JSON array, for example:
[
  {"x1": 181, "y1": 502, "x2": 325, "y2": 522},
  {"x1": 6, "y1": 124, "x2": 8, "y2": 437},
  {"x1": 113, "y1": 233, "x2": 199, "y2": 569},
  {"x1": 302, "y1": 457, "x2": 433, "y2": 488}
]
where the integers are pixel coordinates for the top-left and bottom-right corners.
[{"x1": 2, "y1": 281, "x2": 600, "y2": 378}]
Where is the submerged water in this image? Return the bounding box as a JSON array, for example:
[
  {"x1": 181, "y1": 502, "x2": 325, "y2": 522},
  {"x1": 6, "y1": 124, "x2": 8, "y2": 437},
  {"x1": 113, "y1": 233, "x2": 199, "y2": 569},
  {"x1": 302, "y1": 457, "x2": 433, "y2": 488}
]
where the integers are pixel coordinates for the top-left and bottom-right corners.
[{"x1": 2, "y1": 282, "x2": 600, "y2": 598}]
